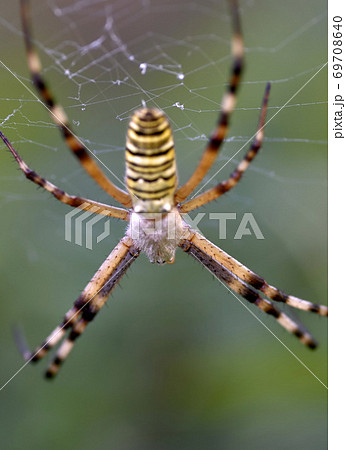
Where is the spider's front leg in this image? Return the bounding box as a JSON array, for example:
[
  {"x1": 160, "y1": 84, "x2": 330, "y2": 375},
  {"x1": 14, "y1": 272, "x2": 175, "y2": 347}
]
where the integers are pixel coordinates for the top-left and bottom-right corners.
[
  {"x1": 16, "y1": 237, "x2": 140, "y2": 378},
  {"x1": 174, "y1": 0, "x2": 244, "y2": 204},
  {"x1": 180, "y1": 82, "x2": 271, "y2": 213},
  {"x1": 20, "y1": 0, "x2": 132, "y2": 206}
]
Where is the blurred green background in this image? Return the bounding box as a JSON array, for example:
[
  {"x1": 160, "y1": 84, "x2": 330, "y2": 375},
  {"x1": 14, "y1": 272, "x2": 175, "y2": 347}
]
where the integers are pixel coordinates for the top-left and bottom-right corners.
[{"x1": 0, "y1": 0, "x2": 327, "y2": 449}]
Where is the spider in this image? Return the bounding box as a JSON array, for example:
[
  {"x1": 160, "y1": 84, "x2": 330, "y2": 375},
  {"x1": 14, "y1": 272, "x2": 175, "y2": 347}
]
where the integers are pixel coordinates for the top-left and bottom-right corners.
[{"x1": 0, "y1": 0, "x2": 327, "y2": 378}]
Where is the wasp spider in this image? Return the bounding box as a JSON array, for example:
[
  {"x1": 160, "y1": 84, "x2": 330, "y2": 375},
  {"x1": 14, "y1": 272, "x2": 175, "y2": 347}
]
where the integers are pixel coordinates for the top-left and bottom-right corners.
[{"x1": 0, "y1": 0, "x2": 327, "y2": 378}]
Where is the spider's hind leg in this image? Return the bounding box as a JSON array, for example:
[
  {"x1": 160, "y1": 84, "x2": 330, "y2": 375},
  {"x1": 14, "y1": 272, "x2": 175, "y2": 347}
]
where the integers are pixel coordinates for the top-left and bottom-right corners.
[
  {"x1": 44, "y1": 240, "x2": 139, "y2": 378},
  {"x1": 180, "y1": 234, "x2": 325, "y2": 349},
  {"x1": 13, "y1": 306, "x2": 81, "y2": 365},
  {"x1": 15, "y1": 237, "x2": 140, "y2": 378},
  {"x1": 185, "y1": 231, "x2": 328, "y2": 317}
]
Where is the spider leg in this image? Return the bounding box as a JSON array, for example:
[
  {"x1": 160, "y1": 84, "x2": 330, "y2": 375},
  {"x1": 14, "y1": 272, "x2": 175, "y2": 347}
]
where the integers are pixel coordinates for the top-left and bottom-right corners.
[
  {"x1": 180, "y1": 83, "x2": 270, "y2": 213},
  {"x1": 20, "y1": 0, "x2": 132, "y2": 207},
  {"x1": 16, "y1": 237, "x2": 140, "y2": 378},
  {"x1": 174, "y1": 0, "x2": 244, "y2": 204},
  {"x1": 180, "y1": 237, "x2": 319, "y2": 348},
  {"x1": 183, "y1": 231, "x2": 328, "y2": 316},
  {"x1": 0, "y1": 131, "x2": 129, "y2": 220}
]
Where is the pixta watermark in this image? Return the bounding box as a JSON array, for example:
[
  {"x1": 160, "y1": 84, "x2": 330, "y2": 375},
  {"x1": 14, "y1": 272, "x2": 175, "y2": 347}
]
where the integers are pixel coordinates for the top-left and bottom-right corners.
[
  {"x1": 64, "y1": 205, "x2": 264, "y2": 249},
  {"x1": 65, "y1": 203, "x2": 111, "y2": 250}
]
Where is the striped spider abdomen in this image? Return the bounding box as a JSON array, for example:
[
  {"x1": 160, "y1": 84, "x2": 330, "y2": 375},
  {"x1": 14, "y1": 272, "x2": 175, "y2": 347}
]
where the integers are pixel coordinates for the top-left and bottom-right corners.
[{"x1": 125, "y1": 108, "x2": 178, "y2": 214}]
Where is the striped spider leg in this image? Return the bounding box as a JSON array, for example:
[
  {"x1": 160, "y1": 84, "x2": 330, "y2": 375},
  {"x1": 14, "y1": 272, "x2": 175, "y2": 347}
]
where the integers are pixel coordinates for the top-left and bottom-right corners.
[
  {"x1": 0, "y1": 132, "x2": 129, "y2": 220},
  {"x1": 1, "y1": 0, "x2": 327, "y2": 378},
  {"x1": 0, "y1": 131, "x2": 133, "y2": 378},
  {"x1": 180, "y1": 231, "x2": 327, "y2": 349},
  {"x1": 175, "y1": 0, "x2": 244, "y2": 204},
  {"x1": 180, "y1": 82, "x2": 271, "y2": 213},
  {"x1": 16, "y1": 237, "x2": 140, "y2": 378},
  {"x1": 20, "y1": 0, "x2": 131, "y2": 206}
]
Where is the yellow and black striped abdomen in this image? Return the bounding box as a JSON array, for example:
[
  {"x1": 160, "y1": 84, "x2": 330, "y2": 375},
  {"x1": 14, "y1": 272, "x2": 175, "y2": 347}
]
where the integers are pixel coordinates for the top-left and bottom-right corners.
[{"x1": 126, "y1": 108, "x2": 177, "y2": 213}]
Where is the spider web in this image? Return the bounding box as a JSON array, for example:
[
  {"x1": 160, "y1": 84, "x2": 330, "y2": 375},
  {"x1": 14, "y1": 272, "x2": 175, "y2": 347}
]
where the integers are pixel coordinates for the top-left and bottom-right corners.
[
  {"x1": 0, "y1": 0, "x2": 327, "y2": 275},
  {"x1": 0, "y1": 3, "x2": 327, "y2": 445}
]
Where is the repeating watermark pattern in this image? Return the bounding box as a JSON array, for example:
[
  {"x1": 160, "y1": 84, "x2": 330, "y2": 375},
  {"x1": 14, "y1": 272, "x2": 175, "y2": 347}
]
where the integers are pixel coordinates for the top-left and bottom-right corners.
[
  {"x1": 65, "y1": 205, "x2": 264, "y2": 250},
  {"x1": 183, "y1": 212, "x2": 264, "y2": 240},
  {"x1": 65, "y1": 203, "x2": 111, "y2": 250}
]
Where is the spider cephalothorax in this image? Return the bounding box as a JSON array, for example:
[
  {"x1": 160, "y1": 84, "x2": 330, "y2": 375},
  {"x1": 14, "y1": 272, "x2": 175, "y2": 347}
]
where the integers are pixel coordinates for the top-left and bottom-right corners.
[{"x1": 127, "y1": 208, "x2": 189, "y2": 264}]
